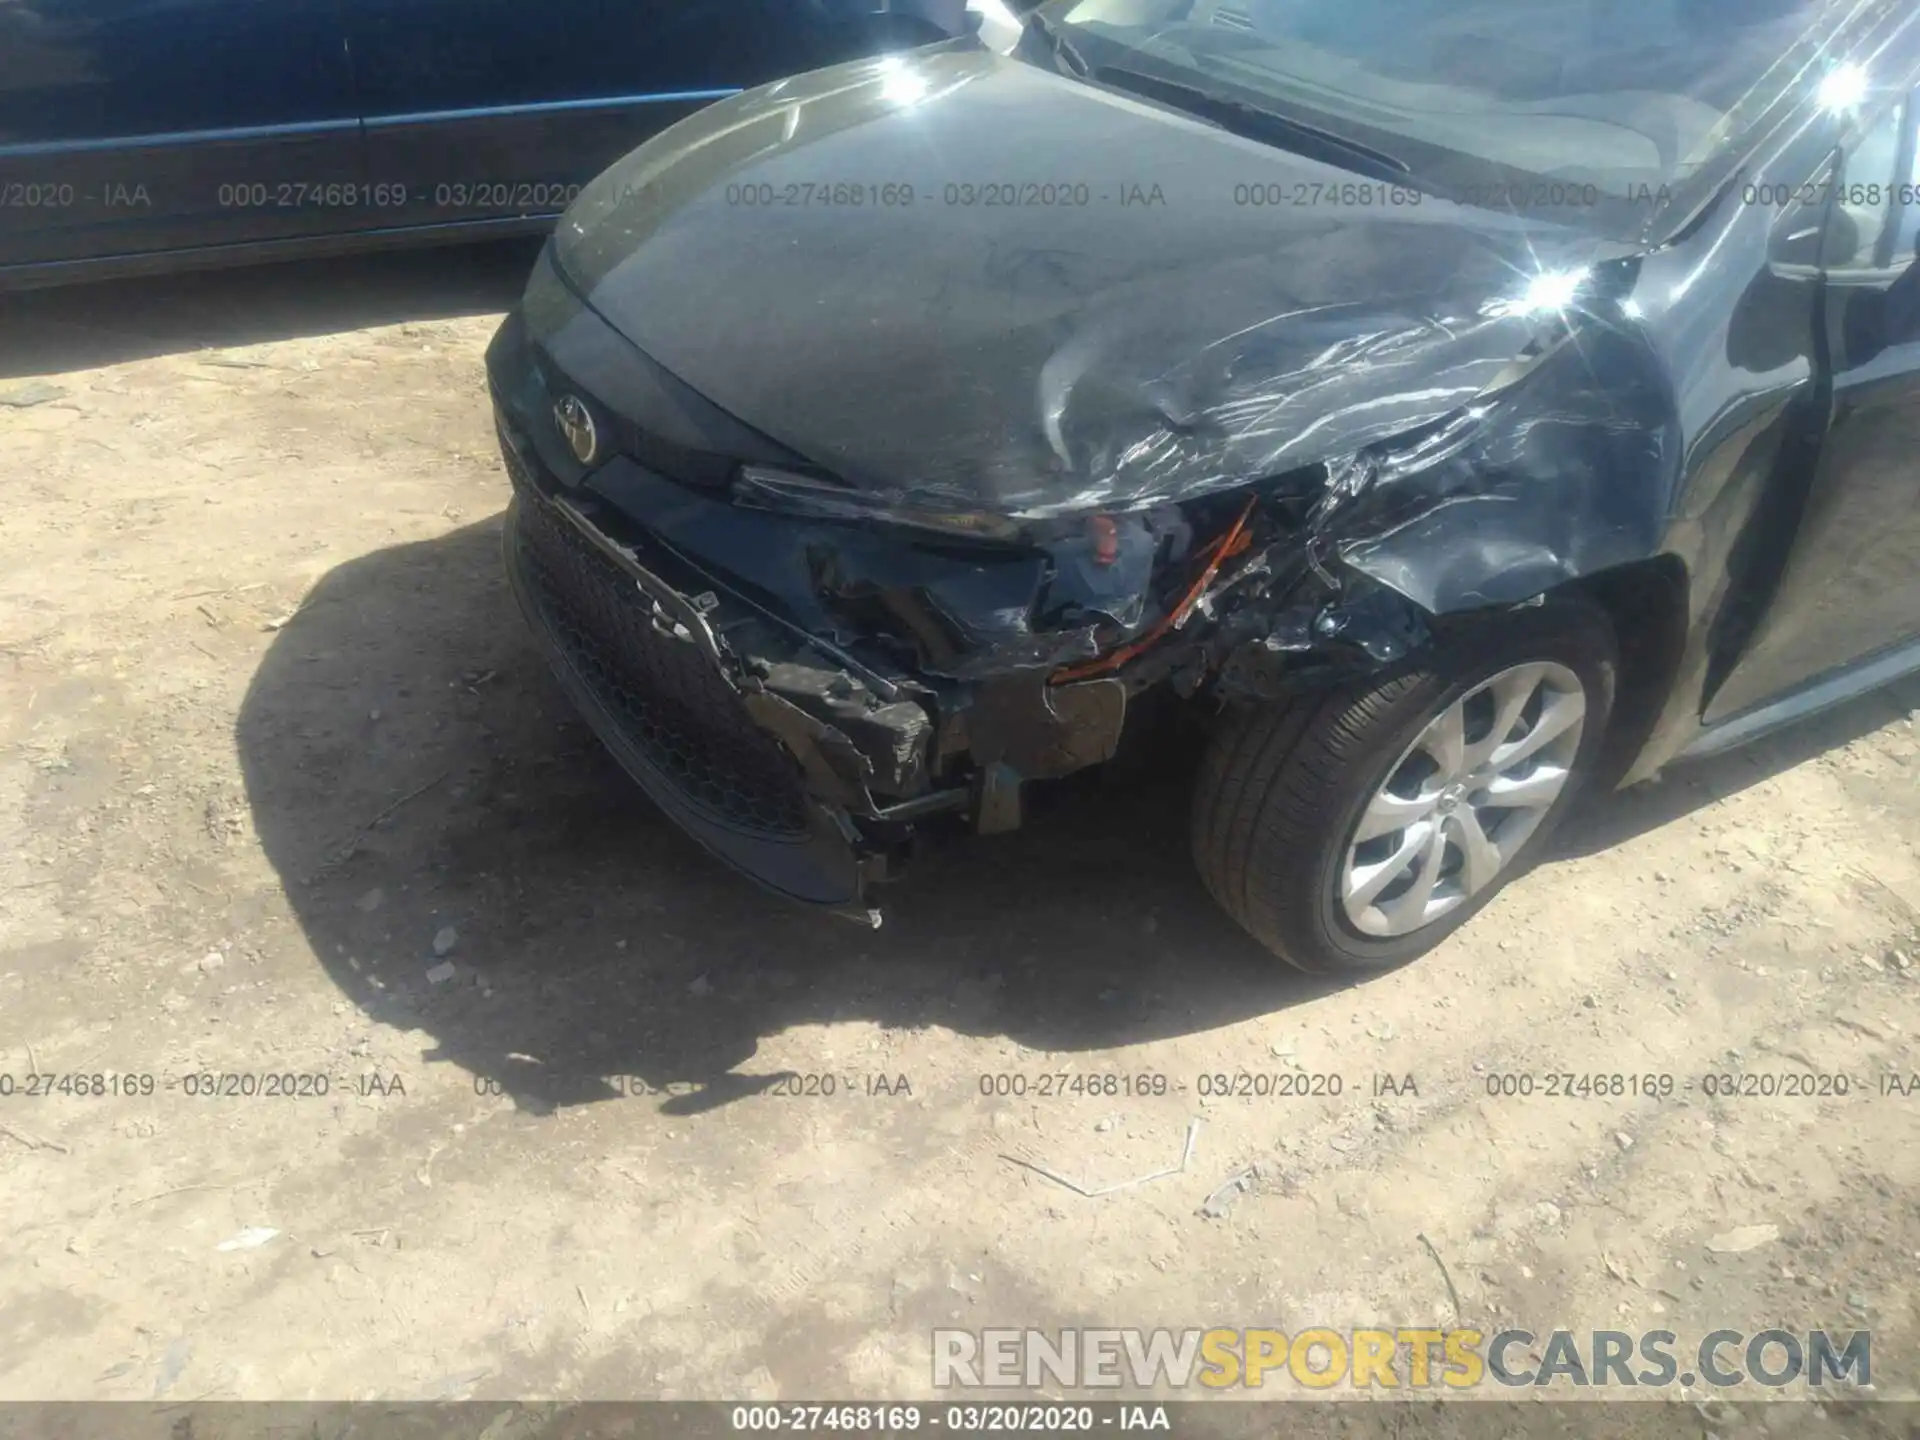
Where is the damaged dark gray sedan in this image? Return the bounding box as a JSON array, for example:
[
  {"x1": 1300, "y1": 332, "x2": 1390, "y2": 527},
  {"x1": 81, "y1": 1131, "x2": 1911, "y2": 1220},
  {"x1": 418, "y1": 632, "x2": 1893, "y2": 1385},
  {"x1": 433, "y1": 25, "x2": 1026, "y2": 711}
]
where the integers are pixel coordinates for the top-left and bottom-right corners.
[{"x1": 487, "y1": 0, "x2": 1920, "y2": 971}]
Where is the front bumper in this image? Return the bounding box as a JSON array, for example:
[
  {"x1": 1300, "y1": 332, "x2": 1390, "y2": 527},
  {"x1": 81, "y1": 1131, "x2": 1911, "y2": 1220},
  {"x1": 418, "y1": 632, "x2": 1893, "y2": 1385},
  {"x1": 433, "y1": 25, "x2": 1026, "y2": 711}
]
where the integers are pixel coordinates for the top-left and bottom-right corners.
[
  {"x1": 487, "y1": 259, "x2": 1158, "y2": 918},
  {"x1": 500, "y1": 425, "x2": 912, "y2": 920}
]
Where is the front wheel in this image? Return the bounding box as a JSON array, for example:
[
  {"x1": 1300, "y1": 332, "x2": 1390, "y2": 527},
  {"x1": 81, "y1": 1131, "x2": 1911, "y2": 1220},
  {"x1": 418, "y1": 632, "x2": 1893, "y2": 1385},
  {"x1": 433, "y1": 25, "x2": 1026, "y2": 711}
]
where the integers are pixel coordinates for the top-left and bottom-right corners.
[{"x1": 1191, "y1": 598, "x2": 1617, "y2": 973}]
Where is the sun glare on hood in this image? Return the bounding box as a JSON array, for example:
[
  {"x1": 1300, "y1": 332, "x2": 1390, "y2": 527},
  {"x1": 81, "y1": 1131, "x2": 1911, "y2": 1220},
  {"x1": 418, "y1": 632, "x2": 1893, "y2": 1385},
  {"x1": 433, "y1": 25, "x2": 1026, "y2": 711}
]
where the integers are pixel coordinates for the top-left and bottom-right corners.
[
  {"x1": 877, "y1": 56, "x2": 931, "y2": 107},
  {"x1": 1817, "y1": 63, "x2": 1869, "y2": 116},
  {"x1": 1488, "y1": 268, "x2": 1590, "y2": 318}
]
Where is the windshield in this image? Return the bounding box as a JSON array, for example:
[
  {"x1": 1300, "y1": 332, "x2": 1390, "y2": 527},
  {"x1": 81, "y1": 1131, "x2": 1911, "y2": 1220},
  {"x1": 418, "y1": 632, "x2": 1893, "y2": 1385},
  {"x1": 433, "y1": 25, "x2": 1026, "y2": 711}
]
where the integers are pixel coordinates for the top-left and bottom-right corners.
[{"x1": 1038, "y1": 0, "x2": 1879, "y2": 241}]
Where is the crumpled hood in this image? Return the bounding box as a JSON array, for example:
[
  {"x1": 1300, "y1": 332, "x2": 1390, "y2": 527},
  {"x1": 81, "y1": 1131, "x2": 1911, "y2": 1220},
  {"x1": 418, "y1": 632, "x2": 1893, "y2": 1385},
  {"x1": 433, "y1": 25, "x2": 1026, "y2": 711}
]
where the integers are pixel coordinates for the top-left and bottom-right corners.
[{"x1": 555, "y1": 45, "x2": 1633, "y2": 516}]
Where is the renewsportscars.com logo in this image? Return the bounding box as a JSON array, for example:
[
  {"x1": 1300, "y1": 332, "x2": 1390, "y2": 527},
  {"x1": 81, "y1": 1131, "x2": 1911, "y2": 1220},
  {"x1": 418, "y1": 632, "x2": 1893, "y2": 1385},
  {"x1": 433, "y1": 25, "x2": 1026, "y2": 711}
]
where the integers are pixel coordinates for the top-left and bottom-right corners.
[{"x1": 932, "y1": 1328, "x2": 1872, "y2": 1391}]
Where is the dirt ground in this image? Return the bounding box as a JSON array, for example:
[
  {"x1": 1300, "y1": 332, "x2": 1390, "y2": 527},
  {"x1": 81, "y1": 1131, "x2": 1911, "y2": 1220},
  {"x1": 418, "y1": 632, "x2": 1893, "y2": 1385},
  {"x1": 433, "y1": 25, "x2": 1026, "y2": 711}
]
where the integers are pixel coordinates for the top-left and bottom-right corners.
[{"x1": 2, "y1": 242, "x2": 1918, "y2": 1409}]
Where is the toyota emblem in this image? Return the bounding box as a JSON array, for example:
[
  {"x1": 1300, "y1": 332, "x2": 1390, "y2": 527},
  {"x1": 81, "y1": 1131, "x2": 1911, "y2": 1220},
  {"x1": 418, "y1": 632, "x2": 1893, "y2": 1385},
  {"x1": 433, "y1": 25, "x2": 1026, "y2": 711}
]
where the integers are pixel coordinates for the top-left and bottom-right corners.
[{"x1": 552, "y1": 393, "x2": 599, "y2": 466}]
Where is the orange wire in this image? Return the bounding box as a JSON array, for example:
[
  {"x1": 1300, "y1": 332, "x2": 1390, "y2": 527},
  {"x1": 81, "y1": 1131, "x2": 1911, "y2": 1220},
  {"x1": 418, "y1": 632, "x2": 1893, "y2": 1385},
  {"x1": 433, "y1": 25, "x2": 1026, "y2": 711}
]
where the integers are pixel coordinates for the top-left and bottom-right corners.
[{"x1": 1050, "y1": 497, "x2": 1258, "y2": 685}]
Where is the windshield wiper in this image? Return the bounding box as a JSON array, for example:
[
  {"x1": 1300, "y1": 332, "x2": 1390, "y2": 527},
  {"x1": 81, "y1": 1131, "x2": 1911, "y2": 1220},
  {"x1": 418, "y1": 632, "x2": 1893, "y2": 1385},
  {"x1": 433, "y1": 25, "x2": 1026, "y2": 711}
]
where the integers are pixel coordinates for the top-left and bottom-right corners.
[
  {"x1": 1093, "y1": 64, "x2": 1410, "y2": 181},
  {"x1": 1024, "y1": 9, "x2": 1091, "y2": 77}
]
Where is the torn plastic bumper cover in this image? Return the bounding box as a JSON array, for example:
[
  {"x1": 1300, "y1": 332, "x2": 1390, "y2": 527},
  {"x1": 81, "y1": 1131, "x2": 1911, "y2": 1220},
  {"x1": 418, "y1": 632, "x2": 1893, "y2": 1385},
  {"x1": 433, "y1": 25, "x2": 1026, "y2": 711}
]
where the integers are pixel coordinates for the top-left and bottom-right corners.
[{"x1": 498, "y1": 420, "x2": 1133, "y2": 920}]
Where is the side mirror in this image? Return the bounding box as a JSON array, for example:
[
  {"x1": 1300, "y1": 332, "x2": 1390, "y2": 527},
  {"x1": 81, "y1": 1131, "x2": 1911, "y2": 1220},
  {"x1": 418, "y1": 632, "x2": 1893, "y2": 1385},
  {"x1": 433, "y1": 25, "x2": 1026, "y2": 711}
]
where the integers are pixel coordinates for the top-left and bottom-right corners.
[
  {"x1": 1824, "y1": 204, "x2": 1864, "y2": 268},
  {"x1": 1768, "y1": 194, "x2": 1860, "y2": 274},
  {"x1": 966, "y1": 0, "x2": 1026, "y2": 51}
]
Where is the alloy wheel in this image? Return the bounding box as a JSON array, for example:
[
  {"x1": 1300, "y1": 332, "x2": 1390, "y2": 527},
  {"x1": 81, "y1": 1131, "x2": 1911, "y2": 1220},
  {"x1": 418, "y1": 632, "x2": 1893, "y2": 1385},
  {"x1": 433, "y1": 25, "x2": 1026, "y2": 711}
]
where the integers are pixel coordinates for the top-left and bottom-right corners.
[{"x1": 1338, "y1": 660, "x2": 1587, "y2": 938}]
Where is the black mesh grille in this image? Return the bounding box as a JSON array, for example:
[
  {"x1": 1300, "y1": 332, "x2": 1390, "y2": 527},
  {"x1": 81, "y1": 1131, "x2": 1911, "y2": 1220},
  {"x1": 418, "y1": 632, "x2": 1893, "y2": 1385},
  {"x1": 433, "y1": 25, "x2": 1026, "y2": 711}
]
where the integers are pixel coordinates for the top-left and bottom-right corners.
[{"x1": 508, "y1": 468, "x2": 812, "y2": 838}]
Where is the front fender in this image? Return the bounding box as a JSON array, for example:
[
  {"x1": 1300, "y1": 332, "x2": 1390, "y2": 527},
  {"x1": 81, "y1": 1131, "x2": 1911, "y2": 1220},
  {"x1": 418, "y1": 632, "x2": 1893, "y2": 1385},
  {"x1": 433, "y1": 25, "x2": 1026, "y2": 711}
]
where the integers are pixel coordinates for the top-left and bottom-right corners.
[{"x1": 1330, "y1": 317, "x2": 1680, "y2": 617}]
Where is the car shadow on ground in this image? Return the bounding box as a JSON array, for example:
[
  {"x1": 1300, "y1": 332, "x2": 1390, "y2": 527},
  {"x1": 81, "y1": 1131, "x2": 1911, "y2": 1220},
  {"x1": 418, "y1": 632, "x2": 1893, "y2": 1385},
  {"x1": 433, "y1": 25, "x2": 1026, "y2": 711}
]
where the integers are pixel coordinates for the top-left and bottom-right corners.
[
  {"x1": 0, "y1": 239, "x2": 544, "y2": 379},
  {"x1": 237, "y1": 514, "x2": 1358, "y2": 1116}
]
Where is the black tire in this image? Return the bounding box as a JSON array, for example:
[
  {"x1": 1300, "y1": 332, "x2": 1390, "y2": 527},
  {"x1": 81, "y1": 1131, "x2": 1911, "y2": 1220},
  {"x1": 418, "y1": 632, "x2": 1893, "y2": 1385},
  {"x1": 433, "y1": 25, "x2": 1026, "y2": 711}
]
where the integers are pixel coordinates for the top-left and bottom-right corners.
[{"x1": 1191, "y1": 597, "x2": 1617, "y2": 973}]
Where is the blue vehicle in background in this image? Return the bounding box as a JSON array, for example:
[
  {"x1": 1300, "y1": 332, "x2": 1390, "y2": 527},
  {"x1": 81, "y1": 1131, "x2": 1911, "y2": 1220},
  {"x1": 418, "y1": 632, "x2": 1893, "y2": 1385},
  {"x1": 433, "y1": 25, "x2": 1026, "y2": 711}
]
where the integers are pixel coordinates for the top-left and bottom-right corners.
[{"x1": 0, "y1": 0, "x2": 970, "y2": 286}]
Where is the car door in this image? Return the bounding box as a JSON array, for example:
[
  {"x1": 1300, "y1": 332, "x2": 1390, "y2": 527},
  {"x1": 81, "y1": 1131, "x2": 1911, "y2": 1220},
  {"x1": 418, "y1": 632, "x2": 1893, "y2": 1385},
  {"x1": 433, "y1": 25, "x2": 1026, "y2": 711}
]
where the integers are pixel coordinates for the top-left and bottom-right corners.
[
  {"x1": 0, "y1": 0, "x2": 365, "y2": 270},
  {"x1": 342, "y1": 0, "x2": 954, "y2": 231},
  {"x1": 1705, "y1": 76, "x2": 1920, "y2": 723}
]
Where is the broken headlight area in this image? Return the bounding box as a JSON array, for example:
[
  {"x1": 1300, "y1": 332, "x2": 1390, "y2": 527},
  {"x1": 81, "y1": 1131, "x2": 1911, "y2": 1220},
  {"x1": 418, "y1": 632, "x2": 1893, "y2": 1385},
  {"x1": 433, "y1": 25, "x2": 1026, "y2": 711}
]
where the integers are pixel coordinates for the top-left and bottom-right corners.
[
  {"x1": 1023, "y1": 469, "x2": 1340, "y2": 692},
  {"x1": 731, "y1": 465, "x2": 1208, "y2": 639},
  {"x1": 726, "y1": 461, "x2": 1262, "y2": 683}
]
